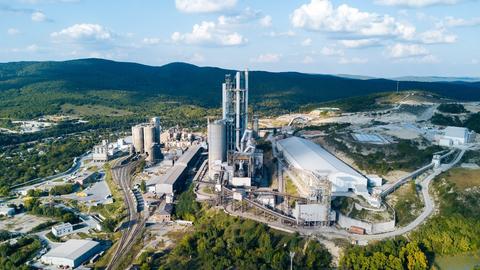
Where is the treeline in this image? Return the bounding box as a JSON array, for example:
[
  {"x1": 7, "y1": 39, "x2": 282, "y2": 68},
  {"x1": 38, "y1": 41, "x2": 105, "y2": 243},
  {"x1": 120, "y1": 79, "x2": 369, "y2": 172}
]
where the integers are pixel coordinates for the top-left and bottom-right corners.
[
  {"x1": 0, "y1": 236, "x2": 42, "y2": 270},
  {"x1": 431, "y1": 112, "x2": 480, "y2": 133},
  {"x1": 49, "y1": 183, "x2": 77, "y2": 196},
  {"x1": 0, "y1": 135, "x2": 94, "y2": 190},
  {"x1": 409, "y1": 172, "x2": 480, "y2": 255},
  {"x1": 340, "y1": 238, "x2": 428, "y2": 270},
  {"x1": 24, "y1": 198, "x2": 78, "y2": 224},
  {"x1": 157, "y1": 212, "x2": 332, "y2": 270},
  {"x1": 339, "y1": 167, "x2": 480, "y2": 268},
  {"x1": 437, "y1": 103, "x2": 468, "y2": 114}
]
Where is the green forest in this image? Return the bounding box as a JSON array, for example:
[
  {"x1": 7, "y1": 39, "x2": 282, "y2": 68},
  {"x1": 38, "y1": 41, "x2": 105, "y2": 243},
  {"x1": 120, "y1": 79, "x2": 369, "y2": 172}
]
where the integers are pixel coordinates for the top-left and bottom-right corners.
[
  {"x1": 158, "y1": 212, "x2": 332, "y2": 270},
  {"x1": 0, "y1": 236, "x2": 42, "y2": 270},
  {"x1": 339, "y1": 168, "x2": 480, "y2": 269}
]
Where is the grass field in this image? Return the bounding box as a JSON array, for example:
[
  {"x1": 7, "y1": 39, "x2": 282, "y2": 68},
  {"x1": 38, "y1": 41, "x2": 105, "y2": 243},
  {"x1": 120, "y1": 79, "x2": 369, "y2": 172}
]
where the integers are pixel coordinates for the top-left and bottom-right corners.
[
  {"x1": 61, "y1": 103, "x2": 133, "y2": 117},
  {"x1": 444, "y1": 168, "x2": 480, "y2": 190}
]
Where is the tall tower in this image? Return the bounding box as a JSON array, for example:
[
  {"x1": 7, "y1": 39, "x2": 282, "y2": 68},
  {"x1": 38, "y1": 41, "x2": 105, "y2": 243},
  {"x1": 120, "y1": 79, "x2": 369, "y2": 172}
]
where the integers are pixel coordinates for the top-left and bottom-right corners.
[
  {"x1": 222, "y1": 70, "x2": 249, "y2": 153},
  {"x1": 150, "y1": 116, "x2": 162, "y2": 144}
]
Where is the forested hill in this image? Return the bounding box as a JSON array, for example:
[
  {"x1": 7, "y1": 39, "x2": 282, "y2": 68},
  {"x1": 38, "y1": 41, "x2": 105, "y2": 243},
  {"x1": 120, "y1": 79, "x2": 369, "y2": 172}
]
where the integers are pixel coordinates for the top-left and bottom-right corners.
[{"x1": 1, "y1": 58, "x2": 480, "y2": 109}]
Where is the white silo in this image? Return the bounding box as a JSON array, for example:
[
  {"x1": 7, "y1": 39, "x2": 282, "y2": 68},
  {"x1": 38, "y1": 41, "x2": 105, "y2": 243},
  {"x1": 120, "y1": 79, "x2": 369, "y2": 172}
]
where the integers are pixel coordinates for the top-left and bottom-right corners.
[
  {"x1": 208, "y1": 120, "x2": 227, "y2": 179},
  {"x1": 143, "y1": 125, "x2": 155, "y2": 159},
  {"x1": 132, "y1": 125, "x2": 144, "y2": 153}
]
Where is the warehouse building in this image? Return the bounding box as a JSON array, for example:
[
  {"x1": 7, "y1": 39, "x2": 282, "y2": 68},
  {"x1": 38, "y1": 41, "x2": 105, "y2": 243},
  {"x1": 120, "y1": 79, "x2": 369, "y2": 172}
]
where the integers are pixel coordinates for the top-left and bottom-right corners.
[
  {"x1": 438, "y1": 126, "x2": 476, "y2": 146},
  {"x1": 41, "y1": 239, "x2": 102, "y2": 268},
  {"x1": 148, "y1": 145, "x2": 203, "y2": 196},
  {"x1": 277, "y1": 136, "x2": 379, "y2": 207}
]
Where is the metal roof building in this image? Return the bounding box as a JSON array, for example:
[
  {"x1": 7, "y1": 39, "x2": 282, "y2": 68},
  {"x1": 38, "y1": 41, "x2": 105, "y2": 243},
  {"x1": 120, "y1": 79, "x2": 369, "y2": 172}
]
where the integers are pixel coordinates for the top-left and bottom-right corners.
[
  {"x1": 41, "y1": 239, "x2": 101, "y2": 268},
  {"x1": 148, "y1": 145, "x2": 203, "y2": 195},
  {"x1": 277, "y1": 136, "x2": 378, "y2": 206}
]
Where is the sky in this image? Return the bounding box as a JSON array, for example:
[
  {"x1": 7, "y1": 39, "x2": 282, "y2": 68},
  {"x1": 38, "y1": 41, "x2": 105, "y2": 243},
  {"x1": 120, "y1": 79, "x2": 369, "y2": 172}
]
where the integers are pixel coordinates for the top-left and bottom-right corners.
[{"x1": 1, "y1": 0, "x2": 479, "y2": 77}]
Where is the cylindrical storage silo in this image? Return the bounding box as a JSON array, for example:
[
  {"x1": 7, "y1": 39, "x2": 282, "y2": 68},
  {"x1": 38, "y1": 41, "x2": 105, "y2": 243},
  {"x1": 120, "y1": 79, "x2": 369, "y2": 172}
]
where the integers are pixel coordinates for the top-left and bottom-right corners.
[
  {"x1": 143, "y1": 125, "x2": 155, "y2": 158},
  {"x1": 208, "y1": 120, "x2": 227, "y2": 178},
  {"x1": 132, "y1": 125, "x2": 144, "y2": 153},
  {"x1": 150, "y1": 116, "x2": 161, "y2": 144}
]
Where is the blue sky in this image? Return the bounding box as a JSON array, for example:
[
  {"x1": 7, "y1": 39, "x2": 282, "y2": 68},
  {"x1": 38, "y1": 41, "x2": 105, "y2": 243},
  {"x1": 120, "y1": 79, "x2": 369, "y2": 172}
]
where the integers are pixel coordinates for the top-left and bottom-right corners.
[{"x1": 1, "y1": 0, "x2": 479, "y2": 77}]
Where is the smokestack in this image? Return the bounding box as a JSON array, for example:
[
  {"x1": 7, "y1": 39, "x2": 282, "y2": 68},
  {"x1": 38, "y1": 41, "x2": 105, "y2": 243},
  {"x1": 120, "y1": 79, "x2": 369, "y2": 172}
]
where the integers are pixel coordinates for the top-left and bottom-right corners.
[{"x1": 244, "y1": 69, "x2": 249, "y2": 130}]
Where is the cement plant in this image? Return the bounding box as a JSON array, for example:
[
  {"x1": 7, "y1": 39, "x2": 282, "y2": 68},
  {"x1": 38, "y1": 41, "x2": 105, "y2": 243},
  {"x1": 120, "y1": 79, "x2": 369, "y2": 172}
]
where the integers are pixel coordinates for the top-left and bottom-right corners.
[{"x1": 1, "y1": 67, "x2": 479, "y2": 269}]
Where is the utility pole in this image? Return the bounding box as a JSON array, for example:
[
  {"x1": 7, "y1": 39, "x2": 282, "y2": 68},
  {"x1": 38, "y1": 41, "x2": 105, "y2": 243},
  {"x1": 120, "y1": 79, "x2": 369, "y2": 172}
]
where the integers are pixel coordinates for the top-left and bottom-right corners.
[
  {"x1": 289, "y1": 251, "x2": 295, "y2": 270},
  {"x1": 396, "y1": 80, "x2": 399, "y2": 93}
]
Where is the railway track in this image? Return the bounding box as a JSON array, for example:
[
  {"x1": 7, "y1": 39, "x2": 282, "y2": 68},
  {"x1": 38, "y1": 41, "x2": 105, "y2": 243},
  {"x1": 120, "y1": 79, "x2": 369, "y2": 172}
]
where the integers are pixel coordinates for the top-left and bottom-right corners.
[{"x1": 106, "y1": 158, "x2": 146, "y2": 270}]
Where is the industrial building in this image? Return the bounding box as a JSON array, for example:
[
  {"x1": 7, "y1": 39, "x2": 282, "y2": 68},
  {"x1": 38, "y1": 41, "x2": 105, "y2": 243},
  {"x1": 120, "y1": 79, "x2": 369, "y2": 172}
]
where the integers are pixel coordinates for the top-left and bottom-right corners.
[
  {"x1": 92, "y1": 138, "x2": 131, "y2": 162},
  {"x1": 148, "y1": 145, "x2": 203, "y2": 196},
  {"x1": 208, "y1": 70, "x2": 264, "y2": 187},
  {"x1": 438, "y1": 126, "x2": 476, "y2": 146},
  {"x1": 276, "y1": 136, "x2": 380, "y2": 207},
  {"x1": 51, "y1": 223, "x2": 73, "y2": 237},
  {"x1": 41, "y1": 239, "x2": 102, "y2": 268},
  {"x1": 131, "y1": 117, "x2": 163, "y2": 162}
]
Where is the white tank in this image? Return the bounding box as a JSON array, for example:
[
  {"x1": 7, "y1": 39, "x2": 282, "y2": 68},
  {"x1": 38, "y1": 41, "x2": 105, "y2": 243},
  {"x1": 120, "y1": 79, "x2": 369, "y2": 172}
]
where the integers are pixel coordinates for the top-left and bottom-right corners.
[
  {"x1": 132, "y1": 125, "x2": 144, "y2": 153},
  {"x1": 150, "y1": 116, "x2": 161, "y2": 144},
  {"x1": 143, "y1": 125, "x2": 155, "y2": 158},
  {"x1": 208, "y1": 120, "x2": 227, "y2": 178}
]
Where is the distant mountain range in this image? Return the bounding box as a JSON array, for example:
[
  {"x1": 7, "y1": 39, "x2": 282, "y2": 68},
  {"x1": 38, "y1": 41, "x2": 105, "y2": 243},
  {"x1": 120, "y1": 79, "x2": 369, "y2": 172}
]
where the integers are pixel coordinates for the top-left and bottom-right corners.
[
  {"x1": 1, "y1": 58, "x2": 480, "y2": 110},
  {"x1": 337, "y1": 74, "x2": 480, "y2": 83}
]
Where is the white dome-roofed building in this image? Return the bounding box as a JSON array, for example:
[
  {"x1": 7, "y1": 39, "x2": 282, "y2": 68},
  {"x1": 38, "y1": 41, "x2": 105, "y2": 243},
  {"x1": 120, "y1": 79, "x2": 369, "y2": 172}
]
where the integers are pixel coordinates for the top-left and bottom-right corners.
[{"x1": 276, "y1": 136, "x2": 379, "y2": 207}]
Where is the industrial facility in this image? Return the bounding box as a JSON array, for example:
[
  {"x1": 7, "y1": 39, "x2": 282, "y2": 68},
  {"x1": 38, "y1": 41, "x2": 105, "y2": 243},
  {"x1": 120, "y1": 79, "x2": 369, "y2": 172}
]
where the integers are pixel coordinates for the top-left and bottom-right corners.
[
  {"x1": 276, "y1": 136, "x2": 380, "y2": 207},
  {"x1": 131, "y1": 117, "x2": 163, "y2": 162},
  {"x1": 437, "y1": 126, "x2": 476, "y2": 146},
  {"x1": 41, "y1": 239, "x2": 102, "y2": 268},
  {"x1": 207, "y1": 70, "x2": 264, "y2": 187}
]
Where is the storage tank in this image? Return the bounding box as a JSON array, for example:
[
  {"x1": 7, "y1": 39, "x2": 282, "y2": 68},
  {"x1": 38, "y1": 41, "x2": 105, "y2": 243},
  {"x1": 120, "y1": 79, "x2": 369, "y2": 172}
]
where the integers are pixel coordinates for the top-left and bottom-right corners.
[
  {"x1": 150, "y1": 117, "x2": 161, "y2": 144},
  {"x1": 208, "y1": 120, "x2": 227, "y2": 178},
  {"x1": 143, "y1": 125, "x2": 155, "y2": 158},
  {"x1": 146, "y1": 143, "x2": 159, "y2": 162},
  {"x1": 132, "y1": 125, "x2": 144, "y2": 153}
]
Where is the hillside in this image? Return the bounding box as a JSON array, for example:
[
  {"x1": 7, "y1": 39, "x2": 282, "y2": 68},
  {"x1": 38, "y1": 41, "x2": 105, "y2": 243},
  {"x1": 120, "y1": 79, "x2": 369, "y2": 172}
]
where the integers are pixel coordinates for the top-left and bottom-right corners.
[{"x1": 2, "y1": 58, "x2": 480, "y2": 102}]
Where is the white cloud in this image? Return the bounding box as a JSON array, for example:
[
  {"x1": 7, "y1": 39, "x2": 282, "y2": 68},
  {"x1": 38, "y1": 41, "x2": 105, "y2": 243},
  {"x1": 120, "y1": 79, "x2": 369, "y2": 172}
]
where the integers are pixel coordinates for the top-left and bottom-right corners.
[
  {"x1": 175, "y1": 0, "x2": 236, "y2": 13},
  {"x1": 301, "y1": 38, "x2": 312, "y2": 46},
  {"x1": 375, "y1": 0, "x2": 459, "y2": 7},
  {"x1": 339, "y1": 38, "x2": 378, "y2": 48},
  {"x1": 339, "y1": 57, "x2": 368, "y2": 64},
  {"x1": 321, "y1": 46, "x2": 344, "y2": 56},
  {"x1": 51, "y1": 24, "x2": 113, "y2": 42},
  {"x1": 302, "y1": 55, "x2": 314, "y2": 64},
  {"x1": 387, "y1": 43, "x2": 429, "y2": 58},
  {"x1": 251, "y1": 53, "x2": 281, "y2": 63},
  {"x1": 190, "y1": 53, "x2": 205, "y2": 62},
  {"x1": 419, "y1": 28, "x2": 456, "y2": 44},
  {"x1": 260, "y1": 15, "x2": 272, "y2": 27},
  {"x1": 290, "y1": 0, "x2": 415, "y2": 40},
  {"x1": 11, "y1": 44, "x2": 39, "y2": 53},
  {"x1": 218, "y1": 8, "x2": 262, "y2": 26},
  {"x1": 31, "y1": 11, "x2": 46, "y2": 22},
  {"x1": 171, "y1": 21, "x2": 246, "y2": 46},
  {"x1": 142, "y1": 37, "x2": 162, "y2": 45},
  {"x1": 438, "y1": 16, "x2": 480, "y2": 27},
  {"x1": 266, "y1": 30, "x2": 296, "y2": 37},
  {"x1": 7, "y1": 28, "x2": 20, "y2": 35}
]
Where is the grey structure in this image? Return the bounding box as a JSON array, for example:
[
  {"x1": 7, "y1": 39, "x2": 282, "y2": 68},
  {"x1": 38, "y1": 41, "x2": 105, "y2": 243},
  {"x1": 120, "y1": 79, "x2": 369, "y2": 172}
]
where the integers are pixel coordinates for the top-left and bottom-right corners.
[
  {"x1": 222, "y1": 70, "x2": 249, "y2": 152},
  {"x1": 41, "y1": 239, "x2": 102, "y2": 268},
  {"x1": 208, "y1": 120, "x2": 227, "y2": 179},
  {"x1": 149, "y1": 145, "x2": 203, "y2": 195},
  {"x1": 132, "y1": 125, "x2": 144, "y2": 153}
]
